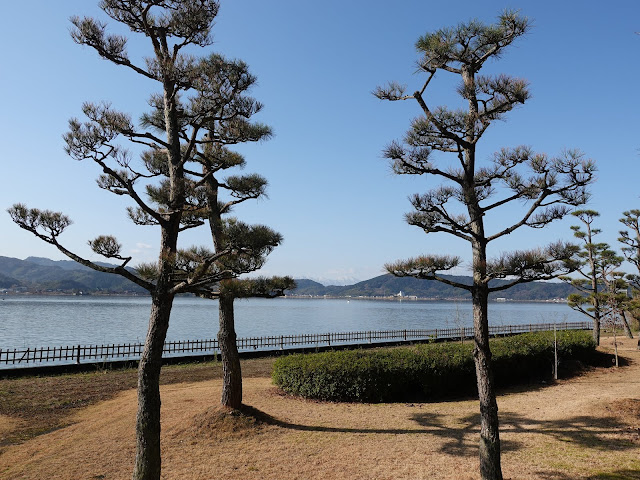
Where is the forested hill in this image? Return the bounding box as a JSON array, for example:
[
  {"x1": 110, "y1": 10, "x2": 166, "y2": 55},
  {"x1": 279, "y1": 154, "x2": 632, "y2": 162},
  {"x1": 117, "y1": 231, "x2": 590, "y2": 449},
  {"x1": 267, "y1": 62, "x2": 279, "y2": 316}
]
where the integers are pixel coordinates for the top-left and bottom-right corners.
[
  {"x1": 0, "y1": 256, "x2": 146, "y2": 294},
  {"x1": 0, "y1": 256, "x2": 576, "y2": 300},
  {"x1": 292, "y1": 275, "x2": 577, "y2": 301}
]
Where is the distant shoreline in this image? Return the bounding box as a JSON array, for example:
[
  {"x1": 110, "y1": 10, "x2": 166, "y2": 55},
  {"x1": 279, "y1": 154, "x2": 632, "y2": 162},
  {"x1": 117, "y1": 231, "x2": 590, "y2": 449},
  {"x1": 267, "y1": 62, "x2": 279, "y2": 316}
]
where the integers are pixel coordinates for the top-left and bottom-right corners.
[
  {"x1": 284, "y1": 295, "x2": 569, "y2": 303},
  {"x1": 1, "y1": 257, "x2": 577, "y2": 302},
  {"x1": 0, "y1": 291, "x2": 568, "y2": 303},
  {"x1": 0, "y1": 291, "x2": 148, "y2": 297}
]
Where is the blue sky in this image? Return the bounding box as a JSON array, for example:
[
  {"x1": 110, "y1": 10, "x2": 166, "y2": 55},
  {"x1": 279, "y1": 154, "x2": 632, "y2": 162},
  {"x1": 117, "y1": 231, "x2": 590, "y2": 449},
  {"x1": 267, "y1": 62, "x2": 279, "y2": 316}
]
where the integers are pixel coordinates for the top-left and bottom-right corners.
[{"x1": 0, "y1": 1, "x2": 638, "y2": 285}]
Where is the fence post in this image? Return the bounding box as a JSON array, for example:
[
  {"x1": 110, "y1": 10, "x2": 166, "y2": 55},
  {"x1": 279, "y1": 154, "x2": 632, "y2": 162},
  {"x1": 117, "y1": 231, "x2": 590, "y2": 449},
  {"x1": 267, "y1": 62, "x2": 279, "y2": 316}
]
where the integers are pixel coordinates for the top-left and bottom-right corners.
[
  {"x1": 280, "y1": 335, "x2": 284, "y2": 350},
  {"x1": 76, "y1": 345, "x2": 81, "y2": 365}
]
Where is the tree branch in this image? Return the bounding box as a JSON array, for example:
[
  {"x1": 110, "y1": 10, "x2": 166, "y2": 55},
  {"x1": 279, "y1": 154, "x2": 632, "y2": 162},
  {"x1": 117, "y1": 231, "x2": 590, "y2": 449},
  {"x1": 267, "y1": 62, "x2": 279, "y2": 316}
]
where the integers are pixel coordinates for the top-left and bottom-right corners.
[
  {"x1": 486, "y1": 241, "x2": 580, "y2": 290},
  {"x1": 385, "y1": 255, "x2": 472, "y2": 291},
  {"x1": 413, "y1": 93, "x2": 470, "y2": 150},
  {"x1": 7, "y1": 204, "x2": 154, "y2": 291}
]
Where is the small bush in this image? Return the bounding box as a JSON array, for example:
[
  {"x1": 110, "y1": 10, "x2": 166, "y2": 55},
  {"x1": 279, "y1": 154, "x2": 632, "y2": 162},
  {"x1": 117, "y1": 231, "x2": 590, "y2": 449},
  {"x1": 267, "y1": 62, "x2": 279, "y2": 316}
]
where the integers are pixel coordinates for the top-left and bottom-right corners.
[{"x1": 272, "y1": 330, "x2": 596, "y2": 402}]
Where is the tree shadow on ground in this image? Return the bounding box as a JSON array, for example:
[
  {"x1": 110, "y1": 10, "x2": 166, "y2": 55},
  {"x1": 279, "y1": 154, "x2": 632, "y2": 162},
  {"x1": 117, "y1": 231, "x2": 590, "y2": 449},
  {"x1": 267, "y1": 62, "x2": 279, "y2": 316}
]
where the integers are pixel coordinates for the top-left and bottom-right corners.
[
  {"x1": 533, "y1": 469, "x2": 640, "y2": 480},
  {"x1": 241, "y1": 403, "x2": 639, "y2": 479},
  {"x1": 410, "y1": 410, "x2": 637, "y2": 457},
  {"x1": 247, "y1": 405, "x2": 636, "y2": 459},
  {"x1": 587, "y1": 350, "x2": 632, "y2": 368}
]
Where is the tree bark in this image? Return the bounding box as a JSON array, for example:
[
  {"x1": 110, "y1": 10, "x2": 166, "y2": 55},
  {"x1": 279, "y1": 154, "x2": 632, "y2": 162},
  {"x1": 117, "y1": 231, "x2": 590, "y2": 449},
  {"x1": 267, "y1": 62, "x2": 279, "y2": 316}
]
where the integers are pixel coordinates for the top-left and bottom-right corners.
[
  {"x1": 472, "y1": 284, "x2": 503, "y2": 480},
  {"x1": 202, "y1": 164, "x2": 243, "y2": 410},
  {"x1": 132, "y1": 53, "x2": 183, "y2": 480},
  {"x1": 622, "y1": 311, "x2": 634, "y2": 339},
  {"x1": 625, "y1": 310, "x2": 639, "y2": 331},
  {"x1": 466, "y1": 146, "x2": 503, "y2": 480},
  {"x1": 218, "y1": 293, "x2": 242, "y2": 410},
  {"x1": 592, "y1": 315, "x2": 601, "y2": 346},
  {"x1": 218, "y1": 292, "x2": 242, "y2": 409},
  {"x1": 132, "y1": 292, "x2": 174, "y2": 480}
]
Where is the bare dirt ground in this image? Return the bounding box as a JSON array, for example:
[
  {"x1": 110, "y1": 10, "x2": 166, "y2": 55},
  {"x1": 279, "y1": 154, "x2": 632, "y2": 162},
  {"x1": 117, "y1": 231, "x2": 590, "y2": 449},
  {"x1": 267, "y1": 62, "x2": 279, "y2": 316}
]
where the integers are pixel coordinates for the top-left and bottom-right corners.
[{"x1": 0, "y1": 338, "x2": 639, "y2": 480}]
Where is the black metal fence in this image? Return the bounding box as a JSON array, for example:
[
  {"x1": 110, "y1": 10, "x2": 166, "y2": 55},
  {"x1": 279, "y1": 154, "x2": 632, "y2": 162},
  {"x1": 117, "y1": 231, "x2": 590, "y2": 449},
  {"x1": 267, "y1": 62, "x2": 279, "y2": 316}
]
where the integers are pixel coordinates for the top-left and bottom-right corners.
[{"x1": 0, "y1": 321, "x2": 591, "y2": 369}]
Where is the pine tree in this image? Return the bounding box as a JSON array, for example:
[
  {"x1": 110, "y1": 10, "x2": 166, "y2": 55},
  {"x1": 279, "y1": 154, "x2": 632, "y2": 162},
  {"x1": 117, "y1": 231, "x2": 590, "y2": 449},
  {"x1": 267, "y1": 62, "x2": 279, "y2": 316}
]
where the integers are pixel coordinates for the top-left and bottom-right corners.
[
  {"x1": 563, "y1": 211, "x2": 634, "y2": 341},
  {"x1": 598, "y1": 248, "x2": 631, "y2": 364},
  {"x1": 375, "y1": 11, "x2": 595, "y2": 480},
  {"x1": 619, "y1": 210, "x2": 640, "y2": 289},
  {"x1": 6, "y1": 2, "x2": 251, "y2": 479},
  {"x1": 171, "y1": 55, "x2": 296, "y2": 410},
  {"x1": 562, "y1": 210, "x2": 607, "y2": 344},
  {"x1": 618, "y1": 209, "x2": 640, "y2": 331}
]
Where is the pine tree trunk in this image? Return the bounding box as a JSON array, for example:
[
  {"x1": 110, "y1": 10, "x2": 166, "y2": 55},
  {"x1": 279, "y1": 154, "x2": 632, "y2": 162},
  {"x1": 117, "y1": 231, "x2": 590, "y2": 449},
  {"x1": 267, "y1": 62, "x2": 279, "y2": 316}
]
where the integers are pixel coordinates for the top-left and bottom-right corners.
[
  {"x1": 592, "y1": 315, "x2": 601, "y2": 346},
  {"x1": 132, "y1": 292, "x2": 174, "y2": 480},
  {"x1": 622, "y1": 311, "x2": 634, "y2": 339},
  {"x1": 218, "y1": 292, "x2": 242, "y2": 409},
  {"x1": 472, "y1": 285, "x2": 503, "y2": 480},
  {"x1": 465, "y1": 156, "x2": 503, "y2": 480},
  {"x1": 201, "y1": 166, "x2": 243, "y2": 410},
  {"x1": 131, "y1": 74, "x2": 183, "y2": 477}
]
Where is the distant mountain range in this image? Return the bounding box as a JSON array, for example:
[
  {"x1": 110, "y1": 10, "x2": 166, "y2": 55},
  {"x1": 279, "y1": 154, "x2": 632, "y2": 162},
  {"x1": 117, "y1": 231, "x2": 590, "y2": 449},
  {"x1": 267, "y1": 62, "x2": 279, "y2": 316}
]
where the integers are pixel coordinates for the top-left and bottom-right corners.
[
  {"x1": 292, "y1": 275, "x2": 577, "y2": 301},
  {"x1": 0, "y1": 256, "x2": 577, "y2": 300},
  {"x1": 0, "y1": 256, "x2": 146, "y2": 294}
]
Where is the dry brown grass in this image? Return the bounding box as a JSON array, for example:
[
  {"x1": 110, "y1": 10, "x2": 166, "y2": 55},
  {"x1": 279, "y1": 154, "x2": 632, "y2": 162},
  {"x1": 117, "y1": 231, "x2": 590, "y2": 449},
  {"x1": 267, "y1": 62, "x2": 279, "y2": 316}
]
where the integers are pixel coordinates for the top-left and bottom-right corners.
[
  {"x1": 1, "y1": 339, "x2": 639, "y2": 479},
  {"x1": 0, "y1": 356, "x2": 274, "y2": 447}
]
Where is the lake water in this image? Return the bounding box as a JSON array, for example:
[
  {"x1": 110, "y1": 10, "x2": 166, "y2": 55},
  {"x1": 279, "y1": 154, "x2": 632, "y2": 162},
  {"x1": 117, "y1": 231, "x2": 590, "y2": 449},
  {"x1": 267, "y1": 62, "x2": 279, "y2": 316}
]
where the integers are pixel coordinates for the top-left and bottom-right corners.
[{"x1": 0, "y1": 295, "x2": 584, "y2": 349}]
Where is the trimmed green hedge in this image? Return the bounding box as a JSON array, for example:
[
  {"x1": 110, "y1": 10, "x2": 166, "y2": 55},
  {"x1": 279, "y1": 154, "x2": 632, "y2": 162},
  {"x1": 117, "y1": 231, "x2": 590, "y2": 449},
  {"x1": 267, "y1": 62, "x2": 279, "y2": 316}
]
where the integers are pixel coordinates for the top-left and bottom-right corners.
[{"x1": 272, "y1": 330, "x2": 596, "y2": 402}]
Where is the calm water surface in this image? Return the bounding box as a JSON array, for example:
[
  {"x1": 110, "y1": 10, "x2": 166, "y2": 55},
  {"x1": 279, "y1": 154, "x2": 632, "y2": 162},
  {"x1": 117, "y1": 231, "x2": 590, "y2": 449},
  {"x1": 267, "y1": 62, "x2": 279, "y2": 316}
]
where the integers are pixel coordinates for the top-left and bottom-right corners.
[{"x1": 0, "y1": 295, "x2": 583, "y2": 348}]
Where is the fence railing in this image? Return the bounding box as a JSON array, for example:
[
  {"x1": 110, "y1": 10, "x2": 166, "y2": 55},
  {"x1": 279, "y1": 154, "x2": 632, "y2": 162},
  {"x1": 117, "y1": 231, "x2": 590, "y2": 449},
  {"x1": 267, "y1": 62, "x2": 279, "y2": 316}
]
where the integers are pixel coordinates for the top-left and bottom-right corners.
[{"x1": 0, "y1": 321, "x2": 591, "y2": 369}]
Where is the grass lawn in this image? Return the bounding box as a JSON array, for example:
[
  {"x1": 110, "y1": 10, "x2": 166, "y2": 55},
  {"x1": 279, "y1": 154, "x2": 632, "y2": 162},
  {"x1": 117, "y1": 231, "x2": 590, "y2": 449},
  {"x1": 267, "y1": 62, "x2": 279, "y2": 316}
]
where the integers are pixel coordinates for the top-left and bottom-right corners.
[{"x1": 0, "y1": 337, "x2": 638, "y2": 479}]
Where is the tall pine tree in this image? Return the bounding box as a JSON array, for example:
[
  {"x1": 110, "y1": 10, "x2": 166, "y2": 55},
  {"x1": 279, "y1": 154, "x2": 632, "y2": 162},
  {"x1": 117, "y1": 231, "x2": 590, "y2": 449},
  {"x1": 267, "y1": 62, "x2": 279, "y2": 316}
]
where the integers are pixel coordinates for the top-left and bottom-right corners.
[
  {"x1": 375, "y1": 11, "x2": 594, "y2": 480},
  {"x1": 157, "y1": 55, "x2": 296, "y2": 410},
  {"x1": 6, "y1": 2, "x2": 275, "y2": 479}
]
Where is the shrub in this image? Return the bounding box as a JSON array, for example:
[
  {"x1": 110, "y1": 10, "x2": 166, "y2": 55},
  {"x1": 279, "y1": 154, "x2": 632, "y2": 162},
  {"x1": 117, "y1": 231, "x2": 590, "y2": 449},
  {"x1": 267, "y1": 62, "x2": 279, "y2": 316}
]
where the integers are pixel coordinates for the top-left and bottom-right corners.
[{"x1": 272, "y1": 330, "x2": 596, "y2": 402}]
